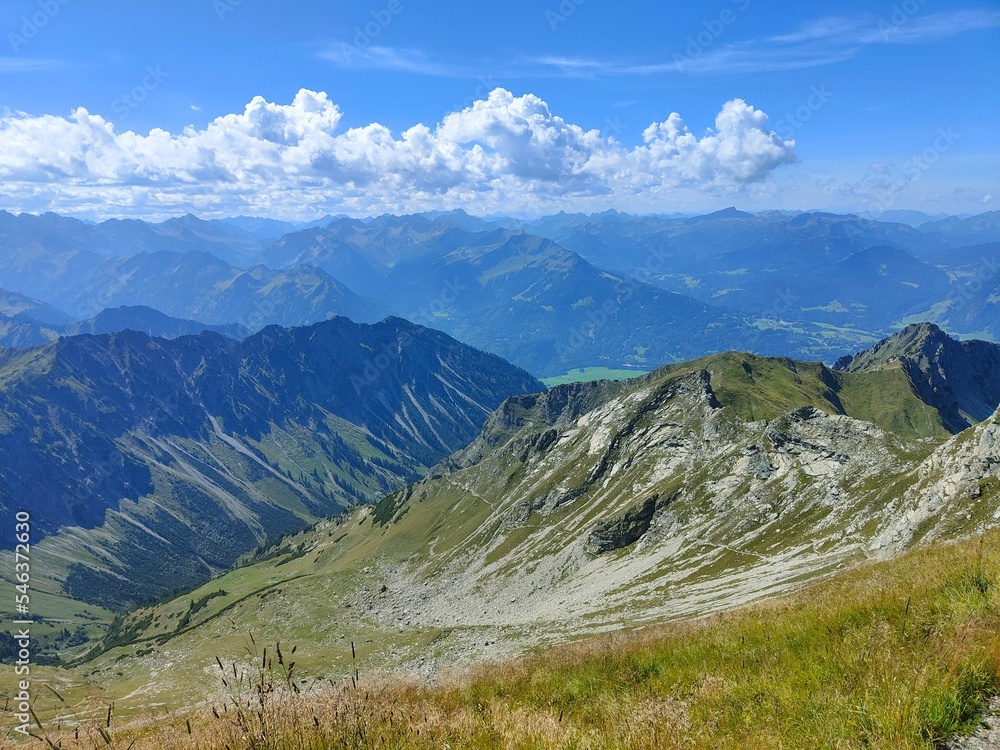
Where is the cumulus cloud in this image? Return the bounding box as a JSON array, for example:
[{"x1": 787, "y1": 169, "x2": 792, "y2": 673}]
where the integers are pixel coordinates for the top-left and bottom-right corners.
[{"x1": 0, "y1": 88, "x2": 796, "y2": 218}]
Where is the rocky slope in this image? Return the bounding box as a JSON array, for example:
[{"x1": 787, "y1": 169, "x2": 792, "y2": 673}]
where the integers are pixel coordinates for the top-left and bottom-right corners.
[
  {"x1": 86, "y1": 338, "x2": 1000, "y2": 708},
  {"x1": 0, "y1": 318, "x2": 541, "y2": 609}
]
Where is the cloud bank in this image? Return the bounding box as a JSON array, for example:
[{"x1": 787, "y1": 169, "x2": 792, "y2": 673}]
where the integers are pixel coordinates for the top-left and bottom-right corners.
[{"x1": 0, "y1": 88, "x2": 796, "y2": 219}]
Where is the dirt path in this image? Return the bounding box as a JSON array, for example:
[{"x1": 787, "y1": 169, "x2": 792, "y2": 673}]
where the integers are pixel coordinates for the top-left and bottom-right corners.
[{"x1": 949, "y1": 699, "x2": 1000, "y2": 749}]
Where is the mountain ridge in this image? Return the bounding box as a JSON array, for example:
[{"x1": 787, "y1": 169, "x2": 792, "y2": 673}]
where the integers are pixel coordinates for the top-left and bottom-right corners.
[
  {"x1": 833, "y1": 322, "x2": 1000, "y2": 432},
  {"x1": 0, "y1": 304, "x2": 251, "y2": 349},
  {"x1": 0, "y1": 317, "x2": 541, "y2": 609},
  {"x1": 80, "y1": 327, "x2": 1000, "y2": 708}
]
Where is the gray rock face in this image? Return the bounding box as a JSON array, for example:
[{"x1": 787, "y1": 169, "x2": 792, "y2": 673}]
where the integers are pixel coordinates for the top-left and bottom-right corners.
[
  {"x1": 834, "y1": 322, "x2": 1000, "y2": 432},
  {"x1": 341, "y1": 337, "x2": 1000, "y2": 673},
  {"x1": 586, "y1": 493, "x2": 662, "y2": 555},
  {"x1": 362, "y1": 366, "x2": 937, "y2": 643},
  {"x1": 948, "y1": 698, "x2": 1000, "y2": 749},
  {"x1": 874, "y1": 406, "x2": 1000, "y2": 553}
]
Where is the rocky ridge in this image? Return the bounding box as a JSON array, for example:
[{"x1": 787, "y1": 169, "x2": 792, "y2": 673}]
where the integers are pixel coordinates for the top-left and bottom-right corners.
[{"x1": 100, "y1": 344, "x2": 1000, "y2": 699}]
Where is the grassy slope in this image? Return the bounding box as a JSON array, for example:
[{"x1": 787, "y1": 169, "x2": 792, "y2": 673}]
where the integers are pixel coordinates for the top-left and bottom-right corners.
[
  {"x1": 15, "y1": 352, "x2": 959, "y2": 715},
  {"x1": 31, "y1": 530, "x2": 1000, "y2": 750},
  {"x1": 665, "y1": 351, "x2": 948, "y2": 439},
  {"x1": 4, "y1": 348, "x2": 971, "y2": 732}
]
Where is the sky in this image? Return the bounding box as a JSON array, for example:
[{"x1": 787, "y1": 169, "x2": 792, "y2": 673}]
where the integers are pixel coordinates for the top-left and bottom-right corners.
[{"x1": 0, "y1": 0, "x2": 997, "y2": 220}]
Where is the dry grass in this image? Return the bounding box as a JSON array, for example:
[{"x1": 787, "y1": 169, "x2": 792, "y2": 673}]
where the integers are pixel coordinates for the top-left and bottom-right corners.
[{"x1": 17, "y1": 531, "x2": 1000, "y2": 749}]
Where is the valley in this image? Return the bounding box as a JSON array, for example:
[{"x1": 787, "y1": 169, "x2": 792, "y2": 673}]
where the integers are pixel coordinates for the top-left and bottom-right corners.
[
  {"x1": 2, "y1": 7, "x2": 996, "y2": 744},
  {"x1": 6, "y1": 323, "x2": 1000, "y2": 734},
  {"x1": 3, "y1": 210, "x2": 1000, "y2": 748},
  {"x1": 2, "y1": 210, "x2": 1000, "y2": 378}
]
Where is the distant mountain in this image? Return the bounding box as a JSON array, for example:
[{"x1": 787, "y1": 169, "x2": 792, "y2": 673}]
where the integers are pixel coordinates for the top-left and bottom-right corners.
[
  {"x1": 414, "y1": 209, "x2": 503, "y2": 233},
  {"x1": 923, "y1": 240, "x2": 1000, "y2": 269},
  {"x1": 919, "y1": 211, "x2": 1000, "y2": 249},
  {"x1": 510, "y1": 210, "x2": 1000, "y2": 345},
  {"x1": 64, "y1": 306, "x2": 250, "y2": 339},
  {"x1": 265, "y1": 217, "x2": 823, "y2": 375},
  {"x1": 709, "y1": 245, "x2": 952, "y2": 330},
  {"x1": 871, "y1": 210, "x2": 951, "y2": 227},
  {"x1": 0, "y1": 244, "x2": 388, "y2": 330},
  {"x1": 142, "y1": 214, "x2": 267, "y2": 266},
  {"x1": 687, "y1": 206, "x2": 756, "y2": 221},
  {"x1": 214, "y1": 216, "x2": 300, "y2": 241},
  {"x1": 296, "y1": 213, "x2": 353, "y2": 230},
  {"x1": 0, "y1": 210, "x2": 271, "y2": 267},
  {"x1": 0, "y1": 317, "x2": 541, "y2": 609},
  {"x1": 0, "y1": 305, "x2": 250, "y2": 349},
  {"x1": 0, "y1": 287, "x2": 73, "y2": 325},
  {"x1": 7, "y1": 208, "x2": 1000, "y2": 372},
  {"x1": 833, "y1": 322, "x2": 1000, "y2": 432},
  {"x1": 0, "y1": 312, "x2": 59, "y2": 349},
  {"x1": 539, "y1": 210, "x2": 933, "y2": 277}
]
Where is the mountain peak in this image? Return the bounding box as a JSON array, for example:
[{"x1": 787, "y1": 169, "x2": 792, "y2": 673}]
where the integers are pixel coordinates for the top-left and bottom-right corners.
[
  {"x1": 834, "y1": 323, "x2": 1000, "y2": 432},
  {"x1": 683, "y1": 206, "x2": 754, "y2": 224},
  {"x1": 832, "y1": 322, "x2": 949, "y2": 372},
  {"x1": 708, "y1": 206, "x2": 752, "y2": 219}
]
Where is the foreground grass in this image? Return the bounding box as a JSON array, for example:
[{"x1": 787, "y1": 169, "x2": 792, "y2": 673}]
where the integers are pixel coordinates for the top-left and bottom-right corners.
[{"x1": 26, "y1": 531, "x2": 1000, "y2": 749}]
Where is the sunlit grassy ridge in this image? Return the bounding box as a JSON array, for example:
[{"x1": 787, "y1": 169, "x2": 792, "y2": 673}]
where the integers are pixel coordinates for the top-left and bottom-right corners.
[
  {"x1": 668, "y1": 351, "x2": 949, "y2": 439},
  {"x1": 29, "y1": 530, "x2": 1000, "y2": 750}
]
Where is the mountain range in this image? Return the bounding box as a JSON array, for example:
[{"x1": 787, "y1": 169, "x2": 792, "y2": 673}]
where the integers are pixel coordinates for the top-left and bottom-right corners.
[
  {"x1": 263, "y1": 218, "x2": 782, "y2": 374},
  {"x1": 5, "y1": 206, "x2": 1000, "y2": 711},
  {"x1": 0, "y1": 304, "x2": 250, "y2": 349},
  {"x1": 0, "y1": 317, "x2": 539, "y2": 610},
  {"x1": 66, "y1": 322, "x2": 1000, "y2": 710},
  {"x1": 4, "y1": 209, "x2": 1000, "y2": 377}
]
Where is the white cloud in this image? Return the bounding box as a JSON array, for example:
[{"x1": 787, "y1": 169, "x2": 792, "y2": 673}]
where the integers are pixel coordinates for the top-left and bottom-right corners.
[
  {"x1": 320, "y1": 46, "x2": 462, "y2": 77},
  {"x1": 520, "y1": 10, "x2": 1000, "y2": 78},
  {"x1": 0, "y1": 57, "x2": 65, "y2": 73},
  {"x1": 0, "y1": 88, "x2": 796, "y2": 219}
]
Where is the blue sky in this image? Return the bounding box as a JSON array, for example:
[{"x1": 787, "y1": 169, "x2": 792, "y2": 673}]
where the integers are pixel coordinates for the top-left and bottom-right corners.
[{"x1": 0, "y1": 0, "x2": 997, "y2": 219}]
